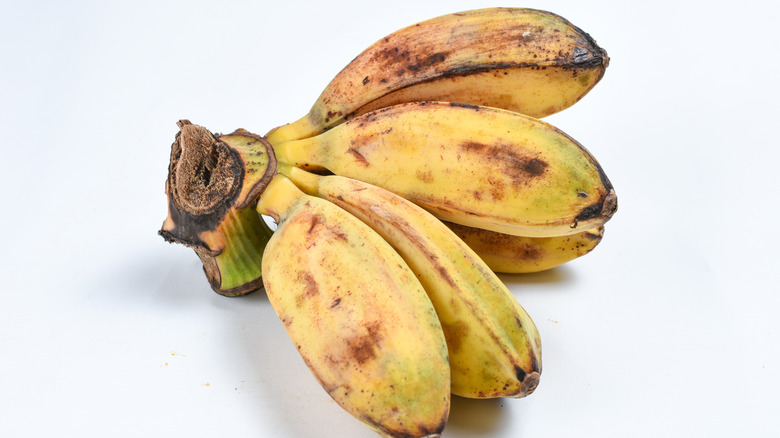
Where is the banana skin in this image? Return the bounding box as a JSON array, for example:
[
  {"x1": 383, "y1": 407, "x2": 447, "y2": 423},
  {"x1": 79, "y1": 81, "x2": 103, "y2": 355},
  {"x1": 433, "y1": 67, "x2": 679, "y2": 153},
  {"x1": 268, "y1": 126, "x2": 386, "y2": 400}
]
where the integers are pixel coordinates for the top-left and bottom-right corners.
[
  {"x1": 267, "y1": 7, "x2": 608, "y2": 144},
  {"x1": 257, "y1": 174, "x2": 451, "y2": 438},
  {"x1": 447, "y1": 223, "x2": 605, "y2": 274},
  {"x1": 283, "y1": 165, "x2": 542, "y2": 398},
  {"x1": 274, "y1": 101, "x2": 617, "y2": 238}
]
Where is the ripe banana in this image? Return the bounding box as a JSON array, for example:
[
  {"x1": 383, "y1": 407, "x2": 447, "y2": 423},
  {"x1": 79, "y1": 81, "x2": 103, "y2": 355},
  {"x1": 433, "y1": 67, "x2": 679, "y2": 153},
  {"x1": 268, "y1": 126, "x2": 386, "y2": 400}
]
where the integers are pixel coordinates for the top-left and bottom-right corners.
[
  {"x1": 447, "y1": 223, "x2": 605, "y2": 274},
  {"x1": 274, "y1": 101, "x2": 617, "y2": 237},
  {"x1": 256, "y1": 173, "x2": 451, "y2": 438},
  {"x1": 267, "y1": 7, "x2": 608, "y2": 144},
  {"x1": 282, "y1": 164, "x2": 541, "y2": 398}
]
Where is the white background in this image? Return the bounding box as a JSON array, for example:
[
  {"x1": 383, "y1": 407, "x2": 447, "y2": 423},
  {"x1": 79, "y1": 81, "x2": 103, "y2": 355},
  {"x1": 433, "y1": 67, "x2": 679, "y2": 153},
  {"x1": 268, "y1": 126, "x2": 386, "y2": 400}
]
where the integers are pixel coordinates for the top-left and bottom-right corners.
[{"x1": 1, "y1": 0, "x2": 778, "y2": 436}]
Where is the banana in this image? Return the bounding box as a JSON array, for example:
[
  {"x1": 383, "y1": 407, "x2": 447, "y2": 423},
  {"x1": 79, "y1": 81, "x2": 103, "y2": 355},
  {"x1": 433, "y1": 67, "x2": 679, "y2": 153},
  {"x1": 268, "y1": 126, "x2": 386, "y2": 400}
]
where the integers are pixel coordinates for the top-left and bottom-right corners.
[
  {"x1": 267, "y1": 7, "x2": 608, "y2": 144},
  {"x1": 282, "y1": 164, "x2": 541, "y2": 398},
  {"x1": 274, "y1": 101, "x2": 617, "y2": 238},
  {"x1": 447, "y1": 222, "x2": 605, "y2": 274},
  {"x1": 256, "y1": 173, "x2": 451, "y2": 438}
]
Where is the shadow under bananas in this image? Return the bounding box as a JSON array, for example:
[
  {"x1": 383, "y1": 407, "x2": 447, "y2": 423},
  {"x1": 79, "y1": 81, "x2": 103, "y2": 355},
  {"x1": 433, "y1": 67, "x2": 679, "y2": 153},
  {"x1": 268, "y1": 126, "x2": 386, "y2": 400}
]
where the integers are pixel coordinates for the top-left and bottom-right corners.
[
  {"x1": 498, "y1": 265, "x2": 578, "y2": 289},
  {"x1": 213, "y1": 286, "x2": 374, "y2": 437},
  {"x1": 445, "y1": 396, "x2": 513, "y2": 436}
]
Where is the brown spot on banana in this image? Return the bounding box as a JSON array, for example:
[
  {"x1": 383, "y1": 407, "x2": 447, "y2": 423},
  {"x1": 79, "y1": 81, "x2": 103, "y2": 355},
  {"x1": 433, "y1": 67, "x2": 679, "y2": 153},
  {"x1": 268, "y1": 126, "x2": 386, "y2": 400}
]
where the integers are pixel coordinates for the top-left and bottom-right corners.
[
  {"x1": 347, "y1": 147, "x2": 370, "y2": 166},
  {"x1": 347, "y1": 321, "x2": 383, "y2": 365},
  {"x1": 416, "y1": 169, "x2": 434, "y2": 183},
  {"x1": 439, "y1": 320, "x2": 470, "y2": 354},
  {"x1": 298, "y1": 271, "x2": 319, "y2": 300},
  {"x1": 460, "y1": 141, "x2": 549, "y2": 188}
]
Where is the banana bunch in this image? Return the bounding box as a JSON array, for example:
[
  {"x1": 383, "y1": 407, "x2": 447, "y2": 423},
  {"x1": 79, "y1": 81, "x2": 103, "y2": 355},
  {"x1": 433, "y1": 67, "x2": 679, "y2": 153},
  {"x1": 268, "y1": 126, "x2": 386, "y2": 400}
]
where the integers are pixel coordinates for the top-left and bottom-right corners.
[{"x1": 160, "y1": 7, "x2": 616, "y2": 437}]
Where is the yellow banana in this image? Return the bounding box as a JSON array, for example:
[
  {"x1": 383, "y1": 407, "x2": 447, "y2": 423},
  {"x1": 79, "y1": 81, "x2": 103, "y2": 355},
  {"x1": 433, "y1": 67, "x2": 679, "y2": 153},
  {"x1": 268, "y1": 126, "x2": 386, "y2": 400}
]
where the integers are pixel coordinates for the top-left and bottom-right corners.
[
  {"x1": 256, "y1": 173, "x2": 451, "y2": 438},
  {"x1": 447, "y1": 222, "x2": 605, "y2": 274},
  {"x1": 267, "y1": 7, "x2": 608, "y2": 144},
  {"x1": 282, "y1": 164, "x2": 541, "y2": 398},
  {"x1": 274, "y1": 101, "x2": 617, "y2": 238}
]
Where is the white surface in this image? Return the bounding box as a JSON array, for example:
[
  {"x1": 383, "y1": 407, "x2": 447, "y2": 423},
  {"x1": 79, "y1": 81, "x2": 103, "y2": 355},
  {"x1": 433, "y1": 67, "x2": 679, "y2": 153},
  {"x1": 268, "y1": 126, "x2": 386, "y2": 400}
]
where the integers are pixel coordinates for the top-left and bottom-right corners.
[{"x1": 1, "y1": 0, "x2": 778, "y2": 437}]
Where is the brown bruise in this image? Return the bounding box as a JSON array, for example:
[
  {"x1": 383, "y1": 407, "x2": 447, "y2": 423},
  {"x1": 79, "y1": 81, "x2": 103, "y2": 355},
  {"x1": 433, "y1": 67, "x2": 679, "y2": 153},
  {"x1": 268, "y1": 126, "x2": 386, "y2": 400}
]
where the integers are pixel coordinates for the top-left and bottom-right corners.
[
  {"x1": 346, "y1": 321, "x2": 383, "y2": 365},
  {"x1": 295, "y1": 271, "x2": 320, "y2": 308},
  {"x1": 439, "y1": 320, "x2": 470, "y2": 354},
  {"x1": 346, "y1": 147, "x2": 370, "y2": 166},
  {"x1": 460, "y1": 140, "x2": 549, "y2": 189}
]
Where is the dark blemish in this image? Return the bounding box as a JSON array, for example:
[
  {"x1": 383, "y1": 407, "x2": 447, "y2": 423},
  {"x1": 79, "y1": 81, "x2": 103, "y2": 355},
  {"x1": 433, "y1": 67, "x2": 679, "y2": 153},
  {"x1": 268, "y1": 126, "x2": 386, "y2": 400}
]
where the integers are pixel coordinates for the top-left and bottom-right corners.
[
  {"x1": 515, "y1": 365, "x2": 527, "y2": 382},
  {"x1": 461, "y1": 141, "x2": 487, "y2": 152},
  {"x1": 362, "y1": 76, "x2": 369, "y2": 85},
  {"x1": 437, "y1": 265, "x2": 457, "y2": 288},
  {"x1": 327, "y1": 225, "x2": 349, "y2": 242},
  {"x1": 308, "y1": 215, "x2": 321, "y2": 234},
  {"x1": 578, "y1": 191, "x2": 588, "y2": 198},
  {"x1": 517, "y1": 244, "x2": 542, "y2": 261},
  {"x1": 449, "y1": 102, "x2": 480, "y2": 110},
  {"x1": 298, "y1": 271, "x2": 319, "y2": 301},
  {"x1": 473, "y1": 191, "x2": 482, "y2": 200},
  {"x1": 522, "y1": 158, "x2": 548, "y2": 176},
  {"x1": 574, "y1": 192, "x2": 615, "y2": 224},
  {"x1": 584, "y1": 228, "x2": 603, "y2": 241},
  {"x1": 348, "y1": 322, "x2": 382, "y2": 365},
  {"x1": 331, "y1": 298, "x2": 341, "y2": 308},
  {"x1": 347, "y1": 148, "x2": 370, "y2": 166},
  {"x1": 531, "y1": 356, "x2": 541, "y2": 373},
  {"x1": 460, "y1": 141, "x2": 548, "y2": 186},
  {"x1": 380, "y1": 78, "x2": 387, "y2": 83},
  {"x1": 421, "y1": 51, "x2": 447, "y2": 67},
  {"x1": 515, "y1": 316, "x2": 523, "y2": 329}
]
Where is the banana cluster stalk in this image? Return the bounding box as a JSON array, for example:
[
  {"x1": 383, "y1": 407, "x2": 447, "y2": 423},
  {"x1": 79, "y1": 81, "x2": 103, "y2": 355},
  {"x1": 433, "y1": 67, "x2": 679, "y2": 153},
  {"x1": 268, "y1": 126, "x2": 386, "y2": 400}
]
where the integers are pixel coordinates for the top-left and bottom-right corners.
[
  {"x1": 159, "y1": 121, "x2": 276, "y2": 296},
  {"x1": 159, "y1": 7, "x2": 618, "y2": 437}
]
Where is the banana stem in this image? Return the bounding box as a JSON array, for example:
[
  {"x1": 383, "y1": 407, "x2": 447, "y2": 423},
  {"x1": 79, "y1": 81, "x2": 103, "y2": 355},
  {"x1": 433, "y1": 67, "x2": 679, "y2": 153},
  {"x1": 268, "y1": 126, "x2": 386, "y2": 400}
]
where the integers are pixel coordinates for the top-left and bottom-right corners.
[
  {"x1": 266, "y1": 113, "x2": 321, "y2": 145},
  {"x1": 277, "y1": 163, "x2": 321, "y2": 196},
  {"x1": 272, "y1": 136, "x2": 330, "y2": 173},
  {"x1": 255, "y1": 174, "x2": 306, "y2": 223},
  {"x1": 160, "y1": 121, "x2": 277, "y2": 296}
]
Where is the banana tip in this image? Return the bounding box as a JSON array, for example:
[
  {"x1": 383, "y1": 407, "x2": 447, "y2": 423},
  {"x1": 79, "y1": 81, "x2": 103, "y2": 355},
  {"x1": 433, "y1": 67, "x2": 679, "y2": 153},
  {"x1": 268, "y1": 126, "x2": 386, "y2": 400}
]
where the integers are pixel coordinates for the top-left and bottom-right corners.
[{"x1": 602, "y1": 189, "x2": 618, "y2": 218}]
